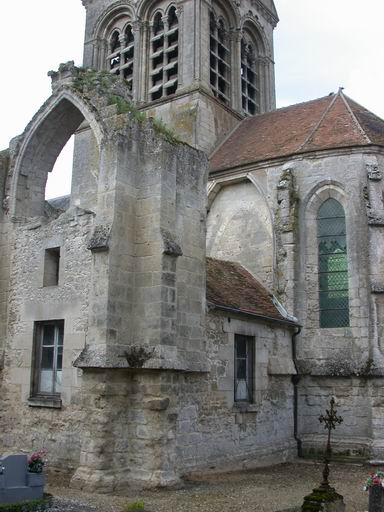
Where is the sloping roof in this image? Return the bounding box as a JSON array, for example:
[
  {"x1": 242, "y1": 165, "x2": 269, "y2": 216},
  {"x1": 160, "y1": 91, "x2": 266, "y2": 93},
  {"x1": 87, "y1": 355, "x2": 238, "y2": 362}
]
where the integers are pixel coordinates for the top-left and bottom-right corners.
[
  {"x1": 206, "y1": 257, "x2": 297, "y2": 325},
  {"x1": 210, "y1": 91, "x2": 384, "y2": 173}
]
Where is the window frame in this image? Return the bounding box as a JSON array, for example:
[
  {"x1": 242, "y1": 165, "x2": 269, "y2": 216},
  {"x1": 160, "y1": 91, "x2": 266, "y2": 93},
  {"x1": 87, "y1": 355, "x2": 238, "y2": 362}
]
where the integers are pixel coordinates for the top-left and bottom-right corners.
[
  {"x1": 241, "y1": 36, "x2": 260, "y2": 116},
  {"x1": 43, "y1": 247, "x2": 61, "y2": 287},
  {"x1": 209, "y1": 11, "x2": 231, "y2": 105},
  {"x1": 234, "y1": 334, "x2": 254, "y2": 403},
  {"x1": 106, "y1": 21, "x2": 135, "y2": 92},
  {"x1": 317, "y1": 198, "x2": 350, "y2": 328},
  {"x1": 148, "y1": 6, "x2": 180, "y2": 102},
  {"x1": 30, "y1": 320, "x2": 64, "y2": 405}
]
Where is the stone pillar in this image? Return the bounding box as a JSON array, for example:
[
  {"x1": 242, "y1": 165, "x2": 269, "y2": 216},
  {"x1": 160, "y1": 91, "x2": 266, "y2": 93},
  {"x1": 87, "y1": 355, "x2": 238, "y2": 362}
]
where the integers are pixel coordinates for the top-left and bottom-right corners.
[
  {"x1": 274, "y1": 168, "x2": 298, "y2": 312},
  {"x1": 363, "y1": 157, "x2": 384, "y2": 458},
  {"x1": 0, "y1": 150, "x2": 10, "y2": 376},
  {"x1": 70, "y1": 83, "x2": 209, "y2": 489}
]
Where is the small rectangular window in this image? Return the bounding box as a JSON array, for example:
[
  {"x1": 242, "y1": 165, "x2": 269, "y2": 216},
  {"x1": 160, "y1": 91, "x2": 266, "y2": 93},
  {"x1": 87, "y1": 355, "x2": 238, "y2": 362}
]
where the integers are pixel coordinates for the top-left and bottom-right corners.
[
  {"x1": 31, "y1": 320, "x2": 64, "y2": 398},
  {"x1": 43, "y1": 247, "x2": 60, "y2": 286},
  {"x1": 234, "y1": 334, "x2": 254, "y2": 402}
]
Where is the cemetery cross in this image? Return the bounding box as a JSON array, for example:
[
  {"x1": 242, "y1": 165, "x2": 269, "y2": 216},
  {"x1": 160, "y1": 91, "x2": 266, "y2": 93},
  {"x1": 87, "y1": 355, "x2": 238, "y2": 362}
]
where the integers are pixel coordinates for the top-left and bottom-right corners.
[{"x1": 318, "y1": 396, "x2": 343, "y2": 490}]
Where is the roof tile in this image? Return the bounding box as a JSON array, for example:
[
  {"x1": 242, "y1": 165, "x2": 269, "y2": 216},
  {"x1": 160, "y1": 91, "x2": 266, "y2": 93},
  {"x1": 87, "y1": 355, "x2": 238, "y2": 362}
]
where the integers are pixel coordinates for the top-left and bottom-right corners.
[
  {"x1": 210, "y1": 92, "x2": 384, "y2": 172},
  {"x1": 206, "y1": 257, "x2": 294, "y2": 324}
]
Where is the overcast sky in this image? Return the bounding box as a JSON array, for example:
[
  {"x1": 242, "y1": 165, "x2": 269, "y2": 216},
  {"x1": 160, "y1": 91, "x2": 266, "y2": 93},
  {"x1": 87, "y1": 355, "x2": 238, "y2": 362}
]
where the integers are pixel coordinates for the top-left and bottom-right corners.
[{"x1": 1, "y1": 0, "x2": 384, "y2": 198}]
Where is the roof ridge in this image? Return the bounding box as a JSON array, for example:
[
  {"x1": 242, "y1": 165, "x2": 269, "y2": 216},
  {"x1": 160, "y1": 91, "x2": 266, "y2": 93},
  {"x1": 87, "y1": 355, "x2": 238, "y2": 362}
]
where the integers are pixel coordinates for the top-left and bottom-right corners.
[
  {"x1": 340, "y1": 91, "x2": 372, "y2": 144},
  {"x1": 260, "y1": 95, "x2": 335, "y2": 118},
  {"x1": 343, "y1": 94, "x2": 384, "y2": 124},
  {"x1": 210, "y1": 95, "x2": 337, "y2": 160},
  {"x1": 296, "y1": 93, "x2": 338, "y2": 152}
]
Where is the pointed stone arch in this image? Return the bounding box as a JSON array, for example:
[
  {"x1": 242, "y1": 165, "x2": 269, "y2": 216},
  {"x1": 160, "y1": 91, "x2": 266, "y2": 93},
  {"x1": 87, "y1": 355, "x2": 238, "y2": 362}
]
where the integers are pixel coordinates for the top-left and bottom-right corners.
[
  {"x1": 207, "y1": 175, "x2": 275, "y2": 288},
  {"x1": 8, "y1": 89, "x2": 105, "y2": 219}
]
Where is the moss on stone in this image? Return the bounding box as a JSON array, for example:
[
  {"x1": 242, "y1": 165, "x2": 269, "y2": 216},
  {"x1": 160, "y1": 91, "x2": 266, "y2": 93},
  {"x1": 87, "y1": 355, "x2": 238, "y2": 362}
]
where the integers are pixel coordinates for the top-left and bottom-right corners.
[
  {"x1": 121, "y1": 500, "x2": 145, "y2": 511},
  {"x1": 152, "y1": 117, "x2": 182, "y2": 145},
  {"x1": 0, "y1": 494, "x2": 52, "y2": 512},
  {"x1": 301, "y1": 487, "x2": 344, "y2": 511}
]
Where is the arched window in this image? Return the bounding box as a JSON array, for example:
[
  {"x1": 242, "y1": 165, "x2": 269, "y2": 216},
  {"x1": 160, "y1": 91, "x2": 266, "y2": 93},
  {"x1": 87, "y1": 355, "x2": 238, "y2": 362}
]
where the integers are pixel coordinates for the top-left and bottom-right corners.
[
  {"x1": 317, "y1": 198, "x2": 349, "y2": 328},
  {"x1": 210, "y1": 12, "x2": 231, "y2": 105},
  {"x1": 241, "y1": 37, "x2": 259, "y2": 115},
  {"x1": 106, "y1": 22, "x2": 135, "y2": 91},
  {"x1": 149, "y1": 7, "x2": 179, "y2": 102}
]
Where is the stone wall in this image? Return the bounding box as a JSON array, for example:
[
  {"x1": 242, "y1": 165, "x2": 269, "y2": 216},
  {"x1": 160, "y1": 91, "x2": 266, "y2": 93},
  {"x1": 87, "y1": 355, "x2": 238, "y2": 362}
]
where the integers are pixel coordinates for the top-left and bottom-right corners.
[
  {"x1": 72, "y1": 311, "x2": 298, "y2": 491},
  {"x1": 0, "y1": 150, "x2": 10, "y2": 376},
  {"x1": 208, "y1": 148, "x2": 384, "y2": 458},
  {"x1": 173, "y1": 312, "x2": 297, "y2": 475},
  {"x1": 206, "y1": 179, "x2": 274, "y2": 289},
  {"x1": 0, "y1": 208, "x2": 94, "y2": 471},
  {"x1": 80, "y1": 0, "x2": 277, "y2": 152}
]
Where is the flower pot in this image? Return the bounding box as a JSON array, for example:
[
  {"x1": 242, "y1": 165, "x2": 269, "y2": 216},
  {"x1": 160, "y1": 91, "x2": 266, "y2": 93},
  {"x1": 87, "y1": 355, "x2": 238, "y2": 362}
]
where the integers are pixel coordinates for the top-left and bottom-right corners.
[
  {"x1": 368, "y1": 485, "x2": 384, "y2": 512},
  {"x1": 27, "y1": 472, "x2": 45, "y2": 487}
]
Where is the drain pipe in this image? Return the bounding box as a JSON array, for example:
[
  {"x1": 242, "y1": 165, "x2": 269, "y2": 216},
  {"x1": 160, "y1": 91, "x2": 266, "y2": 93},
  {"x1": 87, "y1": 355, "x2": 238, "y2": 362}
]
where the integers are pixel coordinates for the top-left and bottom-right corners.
[{"x1": 291, "y1": 325, "x2": 302, "y2": 457}]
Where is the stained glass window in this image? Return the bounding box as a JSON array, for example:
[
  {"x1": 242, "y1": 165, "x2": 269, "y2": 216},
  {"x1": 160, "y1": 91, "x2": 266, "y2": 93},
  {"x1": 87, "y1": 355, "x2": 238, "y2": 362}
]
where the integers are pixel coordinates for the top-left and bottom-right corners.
[{"x1": 317, "y1": 198, "x2": 349, "y2": 328}]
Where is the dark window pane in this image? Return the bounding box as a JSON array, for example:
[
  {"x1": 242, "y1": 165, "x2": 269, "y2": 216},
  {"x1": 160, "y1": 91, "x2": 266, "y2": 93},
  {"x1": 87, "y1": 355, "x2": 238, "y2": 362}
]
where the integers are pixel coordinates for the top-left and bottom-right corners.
[
  {"x1": 318, "y1": 217, "x2": 346, "y2": 237},
  {"x1": 320, "y1": 308, "x2": 349, "y2": 328},
  {"x1": 57, "y1": 346, "x2": 63, "y2": 371},
  {"x1": 318, "y1": 198, "x2": 345, "y2": 218},
  {"x1": 42, "y1": 325, "x2": 55, "y2": 346},
  {"x1": 41, "y1": 346, "x2": 54, "y2": 369},
  {"x1": 236, "y1": 358, "x2": 247, "y2": 379},
  {"x1": 236, "y1": 338, "x2": 247, "y2": 358}
]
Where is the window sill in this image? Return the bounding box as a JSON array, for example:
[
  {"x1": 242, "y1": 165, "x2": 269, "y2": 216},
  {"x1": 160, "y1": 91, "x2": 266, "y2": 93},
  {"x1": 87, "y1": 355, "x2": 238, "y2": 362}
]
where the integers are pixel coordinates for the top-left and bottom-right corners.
[
  {"x1": 28, "y1": 396, "x2": 62, "y2": 409},
  {"x1": 232, "y1": 403, "x2": 258, "y2": 414}
]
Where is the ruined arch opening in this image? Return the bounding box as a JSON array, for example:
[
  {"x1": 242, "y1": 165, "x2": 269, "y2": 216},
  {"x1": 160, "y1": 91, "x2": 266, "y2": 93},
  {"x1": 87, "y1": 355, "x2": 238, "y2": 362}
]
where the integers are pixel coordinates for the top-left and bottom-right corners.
[{"x1": 13, "y1": 97, "x2": 100, "y2": 218}]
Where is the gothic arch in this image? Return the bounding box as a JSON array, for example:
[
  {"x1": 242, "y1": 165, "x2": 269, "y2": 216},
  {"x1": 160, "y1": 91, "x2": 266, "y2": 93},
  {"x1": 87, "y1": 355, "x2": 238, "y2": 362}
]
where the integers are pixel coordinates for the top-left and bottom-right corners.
[
  {"x1": 92, "y1": 1, "x2": 135, "y2": 39},
  {"x1": 298, "y1": 181, "x2": 352, "y2": 330},
  {"x1": 207, "y1": 176, "x2": 275, "y2": 288},
  {"x1": 8, "y1": 89, "x2": 105, "y2": 219},
  {"x1": 210, "y1": 0, "x2": 240, "y2": 29},
  {"x1": 303, "y1": 181, "x2": 347, "y2": 218},
  {"x1": 241, "y1": 17, "x2": 270, "y2": 57}
]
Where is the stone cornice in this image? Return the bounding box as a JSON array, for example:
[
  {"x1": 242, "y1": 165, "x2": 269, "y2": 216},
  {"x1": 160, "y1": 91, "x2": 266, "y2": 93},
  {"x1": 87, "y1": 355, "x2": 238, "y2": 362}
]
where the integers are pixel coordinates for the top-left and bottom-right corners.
[
  {"x1": 250, "y1": 0, "x2": 279, "y2": 28},
  {"x1": 209, "y1": 145, "x2": 384, "y2": 178}
]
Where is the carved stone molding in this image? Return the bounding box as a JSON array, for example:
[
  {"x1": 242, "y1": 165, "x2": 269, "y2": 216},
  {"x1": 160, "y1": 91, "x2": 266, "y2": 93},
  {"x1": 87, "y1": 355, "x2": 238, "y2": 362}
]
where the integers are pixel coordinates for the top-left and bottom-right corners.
[{"x1": 367, "y1": 163, "x2": 382, "y2": 181}]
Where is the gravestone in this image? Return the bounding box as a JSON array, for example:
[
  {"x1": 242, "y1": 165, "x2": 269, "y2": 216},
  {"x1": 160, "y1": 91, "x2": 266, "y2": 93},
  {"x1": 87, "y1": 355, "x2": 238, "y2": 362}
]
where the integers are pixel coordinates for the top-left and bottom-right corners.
[
  {"x1": 0, "y1": 454, "x2": 44, "y2": 504},
  {"x1": 369, "y1": 485, "x2": 384, "y2": 512}
]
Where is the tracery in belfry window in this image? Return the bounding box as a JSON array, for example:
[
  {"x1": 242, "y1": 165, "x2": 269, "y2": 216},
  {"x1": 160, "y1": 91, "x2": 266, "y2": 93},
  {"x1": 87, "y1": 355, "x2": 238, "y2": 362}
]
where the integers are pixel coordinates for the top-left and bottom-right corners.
[
  {"x1": 241, "y1": 38, "x2": 259, "y2": 115},
  {"x1": 210, "y1": 12, "x2": 231, "y2": 104},
  {"x1": 317, "y1": 198, "x2": 349, "y2": 328},
  {"x1": 149, "y1": 6, "x2": 179, "y2": 102},
  {"x1": 106, "y1": 22, "x2": 135, "y2": 91}
]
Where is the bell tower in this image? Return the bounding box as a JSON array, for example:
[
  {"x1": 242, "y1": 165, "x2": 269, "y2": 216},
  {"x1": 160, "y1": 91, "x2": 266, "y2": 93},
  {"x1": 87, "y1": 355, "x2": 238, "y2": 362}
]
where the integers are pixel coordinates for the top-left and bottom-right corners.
[{"x1": 81, "y1": 0, "x2": 278, "y2": 152}]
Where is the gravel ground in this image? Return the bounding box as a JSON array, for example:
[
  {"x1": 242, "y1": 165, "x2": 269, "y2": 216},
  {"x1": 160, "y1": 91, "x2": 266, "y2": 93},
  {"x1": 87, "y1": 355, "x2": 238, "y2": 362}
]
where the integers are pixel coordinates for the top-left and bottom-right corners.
[{"x1": 46, "y1": 460, "x2": 372, "y2": 512}]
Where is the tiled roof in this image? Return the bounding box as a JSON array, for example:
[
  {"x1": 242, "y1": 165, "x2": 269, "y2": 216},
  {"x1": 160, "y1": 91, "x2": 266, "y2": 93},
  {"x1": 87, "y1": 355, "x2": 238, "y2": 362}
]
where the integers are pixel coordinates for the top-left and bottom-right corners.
[
  {"x1": 210, "y1": 91, "x2": 384, "y2": 172},
  {"x1": 206, "y1": 257, "x2": 297, "y2": 325}
]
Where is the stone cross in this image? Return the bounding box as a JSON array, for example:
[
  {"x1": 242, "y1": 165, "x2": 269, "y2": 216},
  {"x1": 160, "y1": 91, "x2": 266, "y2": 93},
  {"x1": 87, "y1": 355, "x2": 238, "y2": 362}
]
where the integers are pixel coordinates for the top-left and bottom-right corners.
[{"x1": 318, "y1": 397, "x2": 343, "y2": 489}]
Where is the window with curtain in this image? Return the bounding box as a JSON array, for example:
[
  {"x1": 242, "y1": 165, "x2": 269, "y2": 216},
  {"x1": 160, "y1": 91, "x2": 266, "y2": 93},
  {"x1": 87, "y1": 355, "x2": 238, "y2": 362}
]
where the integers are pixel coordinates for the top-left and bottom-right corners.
[
  {"x1": 31, "y1": 320, "x2": 64, "y2": 397},
  {"x1": 317, "y1": 198, "x2": 349, "y2": 328},
  {"x1": 234, "y1": 334, "x2": 254, "y2": 402}
]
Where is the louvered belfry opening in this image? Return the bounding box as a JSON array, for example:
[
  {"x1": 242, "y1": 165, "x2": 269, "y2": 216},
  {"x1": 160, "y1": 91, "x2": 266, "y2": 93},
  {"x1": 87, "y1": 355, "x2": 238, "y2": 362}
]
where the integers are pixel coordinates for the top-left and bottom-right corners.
[
  {"x1": 210, "y1": 12, "x2": 231, "y2": 105},
  {"x1": 107, "y1": 23, "x2": 135, "y2": 91},
  {"x1": 149, "y1": 7, "x2": 179, "y2": 102},
  {"x1": 241, "y1": 38, "x2": 259, "y2": 115},
  {"x1": 317, "y1": 198, "x2": 350, "y2": 328}
]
